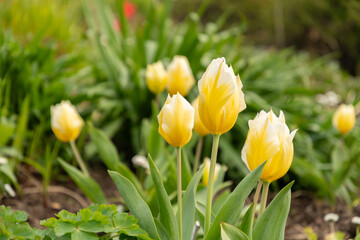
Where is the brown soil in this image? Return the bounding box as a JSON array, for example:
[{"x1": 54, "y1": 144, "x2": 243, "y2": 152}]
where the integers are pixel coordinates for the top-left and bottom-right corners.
[{"x1": 1, "y1": 166, "x2": 359, "y2": 239}]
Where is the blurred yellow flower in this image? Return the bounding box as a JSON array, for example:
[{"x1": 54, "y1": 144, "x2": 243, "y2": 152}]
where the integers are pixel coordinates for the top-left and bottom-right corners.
[
  {"x1": 167, "y1": 56, "x2": 195, "y2": 96},
  {"x1": 51, "y1": 100, "x2": 84, "y2": 142},
  {"x1": 241, "y1": 110, "x2": 297, "y2": 183},
  {"x1": 198, "y1": 57, "x2": 246, "y2": 135},
  {"x1": 202, "y1": 157, "x2": 221, "y2": 186},
  {"x1": 146, "y1": 61, "x2": 167, "y2": 94},
  {"x1": 191, "y1": 97, "x2": 210, "y2": 136},
  {"x1": 332, "y1": 104, "x2": 356, "y2": 135},
  {"x1": 158, "y1": 93, "x2": 194, "y2": 147}
]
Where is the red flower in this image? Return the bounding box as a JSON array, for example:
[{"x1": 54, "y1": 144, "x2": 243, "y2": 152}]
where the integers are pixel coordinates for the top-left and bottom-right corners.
[{"x1": 124, "y1": 1, "x2": 136, "y2": 19}]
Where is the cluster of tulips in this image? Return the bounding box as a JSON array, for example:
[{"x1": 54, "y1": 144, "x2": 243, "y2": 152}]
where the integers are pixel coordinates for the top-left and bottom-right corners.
[{"x1": 49, "y1": 55, "x2": 357, "y2": 239}]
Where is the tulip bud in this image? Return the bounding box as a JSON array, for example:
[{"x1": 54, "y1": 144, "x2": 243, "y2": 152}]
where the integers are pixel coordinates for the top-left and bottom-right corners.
[
  {"x1": 167, "y1": 56, "x2": 195, "y2": 96},
  {"x1": 158, "y1": 93, "x2": 194, "y2": 147},
  {"x1": 51, "y1": 100, "x2": 84, "y2": 142},
  {"x1": 146, "y1": 61, "x2": 167, "y2": 94},
  {"x1": 198, "y1": 57, "x2": 246, "y2": 135},
  {"x1": 332, "y1": 104, "x2": 356, "y2": 135},
  {"x1": 191, "y1": 97, "x2": 210, "y2": 136},
  {"x1": 241, "y1": 110, "x2": 297, "y2": 182},
  {"x1": 202, "y1": 157, "x2": 221, "y2": 186}
]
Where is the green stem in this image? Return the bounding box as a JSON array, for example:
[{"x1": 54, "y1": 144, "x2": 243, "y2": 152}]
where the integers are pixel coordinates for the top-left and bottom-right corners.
[
  {"x1": 204, "y1": 134, "x2": 220, "y2": 235},
  {"x1": 193, "y1": 136, "x2": 204, "y2": 174},
  {"x1": 70, "y1": 141, "x2": 89, "y2": 176},
  {"x1": 251, "y1": 180, "x2": 263, "y2": 227},
  {"x1": 259, "y1": 181, "x2": 270, "y2": 217},
  {"x1": 177, "y1": 147, "x2": 183, "y2": 240}
]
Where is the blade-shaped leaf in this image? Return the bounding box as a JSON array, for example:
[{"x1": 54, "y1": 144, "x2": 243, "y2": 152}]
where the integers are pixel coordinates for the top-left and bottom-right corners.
[
  {"x1": 205, "y1": 162, "x2": 265, "y2": 240},
  {"x1": 221, "y1": 222, "x2": 249, "y2": 240},
  {"x1": 108, "y1": 170, "x2": 159, "y2": 240},
  {"x1": 252, "y1": 181, "x2": 294, "y2": 240},
  {"x1": 148, "y1": 154, "x2": 178, "y2": 240},
  {"x1": 153, "y1": 218, "x2": 172, "y2": 240},
  {"x1": 182, "y1": 167, "x2": 204, "y2": 240},
  {"x1": 239, "y1": 204, "x2": 254, "y2": 239},
  {"x1": 58, "y1": 159, "x2": 106, "y2": 204}
]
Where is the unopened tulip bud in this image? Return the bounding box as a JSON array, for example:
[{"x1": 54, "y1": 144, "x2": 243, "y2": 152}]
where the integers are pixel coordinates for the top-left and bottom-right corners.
[
  {"x1": 51, "y1": 101, "x2": 84, "y2": 142},
  {"x1": 242, "y1": 110, "x2": 297, "y2": 182},
  {"x1": 332, "y1": 104, "x2": 356, "y2": 135},
  {"x1": 146, "y1": 61, "x2": 167, "y2": 94},
  {"x1": 198, "y1": 57, "x2": 246, "y2": 135},
  {"x1": 167, "y1": 56, "x2": 195, "y2": 96},
  {"x1": 158, "y1": 93, "x2": 194, "y2": 147},
  {"x1": 202, "y1": 157, "x2": 221, "y2": 186}
]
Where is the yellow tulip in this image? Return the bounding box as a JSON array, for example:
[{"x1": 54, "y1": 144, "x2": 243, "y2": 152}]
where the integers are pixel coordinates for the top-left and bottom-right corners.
[
  {"x1": 167, "y1": 56, "x2": 195, "y2": 96},
  {"x1": 202, "y1": 157, "x2": 221, "y2": 186},
  {"x1": 241, "y1": 110, "x2": 297, "y2": 183},
  {"x1": 198, "y1": 57, "x2": 246, "y2": 135},
  {"x1": 332, "y1": 104, "x2": 356, "y2": 135},
  {"x1": 158, "y1": 93, "x2": 194, "y2": 147},
  {"x1": 191, "y1": 97, "x2": 210, "y2": 136},
  {"x1": 51, "y1": 100, "x2": 84, "y2": 142},
  {"x1": 146, "y1": 61, "x2": 167, "y2": 94}
]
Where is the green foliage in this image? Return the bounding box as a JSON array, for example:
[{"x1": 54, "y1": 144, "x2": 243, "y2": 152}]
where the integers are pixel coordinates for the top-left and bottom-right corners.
[{"x1": 220, "y1": 222, "x2": 249, "y2": 240}]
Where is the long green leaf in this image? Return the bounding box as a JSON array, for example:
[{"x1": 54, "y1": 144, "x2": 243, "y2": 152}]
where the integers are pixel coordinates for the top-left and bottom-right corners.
[
  {"x1": 221, "y1": 222, "x2": 249, "y2": 240},
  {"x1": 58, "y1": 159, "x2": 106, "y2": 204},
  {"x1": 205, "y1": 162, "x2": 265, "y2": 240},
  {"x1": 108, "y1": 170, "x2": 159, "y2": 240},
  {"x1": 153, "y1": 218, "x2": 172, "y2": 240},
  {"x1": 252, "y1": 181, "x2": 294, "y2": 240},
  {"x1": 148, "y1": 154, "x2": 178, "y2": 240},
  {"x1": 182, "y1": 166, "x2": 204, "y2": 240},
  {"x1": 239, "y1": 204, "x2": 254, "y2": 239},
  {"x1": 88, "y1": 123, "x2": 143, "y2": 195}
]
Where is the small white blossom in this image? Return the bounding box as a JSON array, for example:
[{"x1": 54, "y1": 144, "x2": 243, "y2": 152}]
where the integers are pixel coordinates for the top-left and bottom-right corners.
[
  {"x1": 324, "y1": 213, "x2": 339, "y2": 222},
  {"x1": 0, "y1": 157, "x2": 8, "y2": 165},
  {"x1": 4, "y1": 184, "x2": 16, "y2": 197},
  {"x1": 352, "y1": 216, "x2": 360, "y2": 225},
  {"x1": 132, "y1": 155, "x2": 149, "y2": 169}
]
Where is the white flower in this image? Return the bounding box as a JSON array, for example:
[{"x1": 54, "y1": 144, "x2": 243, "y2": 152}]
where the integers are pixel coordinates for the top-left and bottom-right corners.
[
  {"x1": 324, "y1": 213, "x2": 339, "y2": 222},
  {"x1": 4, "y1": 184, "x2": 15, "y2": 197}
]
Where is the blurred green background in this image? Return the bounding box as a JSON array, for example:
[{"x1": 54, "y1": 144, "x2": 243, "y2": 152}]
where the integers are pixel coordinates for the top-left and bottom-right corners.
[{"x1": 0, "y1": 0, "x2": 360, "y2": 204}]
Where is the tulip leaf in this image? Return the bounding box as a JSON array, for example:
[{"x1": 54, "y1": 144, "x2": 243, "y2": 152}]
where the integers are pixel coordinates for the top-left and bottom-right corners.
[
  {"x1": 221, "y1": 222, "x2": 249, "y2": 240},
  {"x1": 181, "y1": 147, "x2": 192, "y2": 189},
  {"x1": 148, "y1": 154, "x2": 178, "y2": 240},
  {"x1": 153, "y1": 218, "x2": 172, "y2": 240},
  {"x1": 239, "y1": 204, "x2": 254, "y2": 239},
  {"x1": 205, "y1": 162, "x2": 265, "y2": 240},
  {"x1": 88, "y1": 123, "x2": 143, "y2": 195},
  {"x1": 58, "y1": 159, "x2": 106, "y2": 204},
  {"x1": 108, "y1": 170, "x2": 159, "y2": 240},
  {"x1": 182, "y1": 166, "x2": 204, "y2": 240},
  {"x1": 252, "y1": 181, "x2": 294, "y2": 240}
]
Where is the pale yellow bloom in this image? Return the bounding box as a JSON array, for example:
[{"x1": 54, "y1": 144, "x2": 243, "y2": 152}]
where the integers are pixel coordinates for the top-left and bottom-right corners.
[
  {"x1": 198, "y1": 57, "x2": 246, "y2": 135},
  {"x1": 191, "y1": 97, "x2": 210, "y2": 136},
  {"x1": 167, "y1": 56, "x2": 195, "y2": 96},
  {"x1": 146, "y1": 61, "x2": 167, "y2": 94},
  {"x1": 241, "y1": 110, "x2": 297, "y2": 183},
  {"x1": 51, "y1": 100, "x2": 84, "y2": 142},
  {"x1": 202, "y1": 157, "x2": 221, "y2": 186},
  {"x1": 158, "y1": 93, "x2": 194, "y2": 147},
  {"x1": 332, "y1": 104, "x2": 356, "y2": 135}
]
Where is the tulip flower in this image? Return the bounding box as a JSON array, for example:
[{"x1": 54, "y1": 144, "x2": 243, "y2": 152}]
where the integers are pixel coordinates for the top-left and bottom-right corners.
[
  {"x1": 146, "y1": 61, "x2": 168, "y2": 94},
  {"x1": 192, "y1": 97, "x2": 210, "y2": 137},
  {"x1": 158, "y1": 92, "x2": 194, "y2": 240},
  {"x1": 51, "y1": 100, "x2": 88, "y2": 176},
  {"x1": 198, "y1": 57, "x2": 246, "y2": 135},
  {"x1": 167, "y1": 56, "x2": 195, "y2": 97},
  {"x1": 158, "y1": 93, "x2": 194, "y2": 147},
  {"x1": 241, "y1": 110, "x2": 297, "y2": 183},
  {"x1": 202, "y1": 158, "x2": 221, "y2": 186},
  {"x1": 332, "y1": 104, "x2": 356, "y2": 135},
  {"x1": 51, "y1": 100, "x2": 84, "y2": 142}
]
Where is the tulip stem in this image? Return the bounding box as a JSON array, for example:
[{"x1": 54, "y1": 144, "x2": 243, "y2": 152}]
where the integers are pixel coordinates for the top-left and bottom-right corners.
[
  {"x1": 259, "y1": 181, "x2": 270, "y2": 217},
  {"x1": 70, "y1": 141, "x2": 89, "y2": 176},
  {"x1": 193, "y1": 136, "x2": 204, "y2": 174},
  {"x1": 251, "y1": 180, "x2": 263, "y2": 227},
  {"x1": 177, "y1": 147, "x2": 183, "y2": 240},
  {"x1": 204, "y1": 134, "x2": 220, "y2": 235}
]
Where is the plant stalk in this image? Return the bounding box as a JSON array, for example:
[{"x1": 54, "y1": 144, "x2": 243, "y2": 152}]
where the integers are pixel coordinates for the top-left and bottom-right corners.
[
  {"x1": 193, "y1": 136, "x2": 204, "y2": 174},
  {"x1": 177, "y1": 147, "x2": 183, "y2": 240},
  {"x1": 204, "y1": 134, "x2": 220, "y2": 235},
  {"x1": 259, "y1": 181, "x2": 270, "y2": 217},
  {"x1": 70, "y1": 141, "x2": 89, "y2": 176},
  {"x1": 251, "y1": 180, "x2": 263, "y2": 227}
]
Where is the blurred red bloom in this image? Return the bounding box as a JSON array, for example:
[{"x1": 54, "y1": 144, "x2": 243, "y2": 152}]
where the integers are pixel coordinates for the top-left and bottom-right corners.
[{"x1": 124, "y1": 1, "x2": 136, "y2": 19}]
